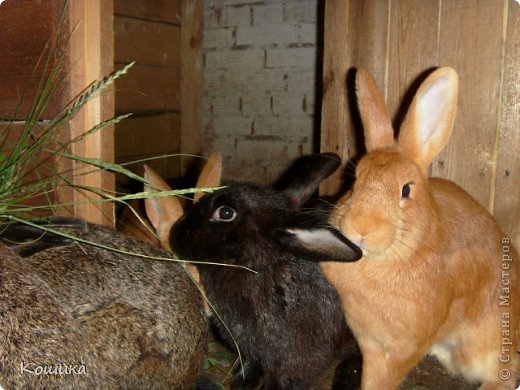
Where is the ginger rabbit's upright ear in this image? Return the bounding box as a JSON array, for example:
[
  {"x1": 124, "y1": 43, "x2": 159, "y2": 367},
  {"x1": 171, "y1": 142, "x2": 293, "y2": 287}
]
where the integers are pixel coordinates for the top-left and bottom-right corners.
[
  {"x1": 356, "y1": 68, "x2": 395, "y2": 151},
  {"x1": 194, "y1": 151, "x2": 222, "y2": 202},
  {"x1": 398, "y1": 67, "x2": 458, "y2": 174},
  {"x1": 144, "y1": 165, "x2": 184, "y2": 251}
]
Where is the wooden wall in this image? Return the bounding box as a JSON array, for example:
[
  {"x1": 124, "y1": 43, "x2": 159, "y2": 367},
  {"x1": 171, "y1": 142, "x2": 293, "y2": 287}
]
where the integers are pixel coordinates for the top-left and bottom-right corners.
[
  {"x1": 320, "y1": 0, "x2": 519, "y2": 247},
  {"x1": 0, "y1": 1, "x2": 64, "y2": 120},
  {"x1": 0, "y1": 1, "x2": 63, "y2": 213},
  {"x1": 113, "y1": 0, "x2": 199, "y2": 182},
  {"x1": 0, "y1": 0, "x2": 115, "y2": 225},
  {"x1": 114, "y1": 0, "x2": 182, "y2": 179},
  {"x1": 67, "y1": 0, "x2": 115, "y2": 225}
]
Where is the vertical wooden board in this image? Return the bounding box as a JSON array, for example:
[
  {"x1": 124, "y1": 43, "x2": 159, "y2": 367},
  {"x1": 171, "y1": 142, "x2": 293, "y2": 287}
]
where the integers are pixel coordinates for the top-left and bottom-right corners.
[
  {"x1": 114, "y1": 0, "x2": 181, "y2": 25},
  {"x1": 66, "y1": 0, "x2": 115, "y2": 226},
  {"x1": 386, "y1": 0, "x2": 441, "y2": 124},
  {"x1": 494, "y1": 0, "x2": 520, "y2": 247},
  {"x1": 180, "y1": 0, "x2": 204, "y2": 175},
  {"x1": 114, "y1": 15, "x2": 181, "y2": 67},
  {"x1": 320, "y1": 0, "x2": 390, "y2": 195},
  {"x1": 346, "y1": 0, "x2": 390, "y2": 91},
  {"x1": 319, "y1": 0, "x2": 351, "y2": 196},
  {"x1": 432, "y1": 0, "x2": 504, "y2": 209}
]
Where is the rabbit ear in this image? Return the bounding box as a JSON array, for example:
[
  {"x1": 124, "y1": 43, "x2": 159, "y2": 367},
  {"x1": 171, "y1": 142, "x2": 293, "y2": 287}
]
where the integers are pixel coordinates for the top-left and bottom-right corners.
[
  {"x1": 274, "y1": 226, "x2": 362, "y2": 262},
  {"x1": 194, "y1": 151, "x2": 222, "y2": 202},
  {"x1": 356, "y1": 68, "x2": 395, "y2": 151},
  {"x1": 398, "y1": 67, "x2": 458, "y2": 173},
  {"x1": 276, "y1": 153, "x2": 341, "y2": 207},
  {"x1": 143, "y1": 165, "x2": 184, "y2": 251}
]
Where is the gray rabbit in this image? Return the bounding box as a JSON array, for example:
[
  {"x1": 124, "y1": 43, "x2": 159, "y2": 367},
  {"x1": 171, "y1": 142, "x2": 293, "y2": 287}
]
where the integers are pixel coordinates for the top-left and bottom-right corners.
[
  {"x1": 0, "y1": 217, "x2": 207, "y2": 389},
  {"x1": 0, "y1": 243, "x2": 115, "y2": 388}
]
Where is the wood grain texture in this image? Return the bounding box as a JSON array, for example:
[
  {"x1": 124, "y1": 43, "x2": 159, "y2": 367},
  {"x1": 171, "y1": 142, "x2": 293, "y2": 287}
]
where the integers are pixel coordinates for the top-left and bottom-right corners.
[
  {"x1": 319, "y1": 0, "x2": 351, "y2": 196},
  {"x1": 319, "y1": 0, "x2": 519, "y2": 244},
  {"x1": 320, "y1": 0, "x2": 390, "y2": 196},
  {"x1": 114, "y1": 64, "x2": 181, "y2": 113},
  {"x1": 114, "y1": 15, "x2": 181, "y2": 67},
  {"x1": 0, "y1": 0, "x2": 64, "y2": 119},
  {"x1": 115, "y1": 113, "x2": 181, "y2": 161},
  {"x1": 494, "y1": 0, "x2": 520, "y2": 247},
  {"x1": 66, "y1": 0, "x2": 115, "y2": 226},
  {"x1": 180, "y1": 0, "x2": 204, "y2": 176},
  {"x1": 113, "y1": 0, "x2": 184, "y2": 182},
  {"x1": 386, "y1": 0, "x2": 440, "y2": 125},
  {"x1": 433, "y1": 0, "x2": 505, "y2": 209},
  {"x1": 114, "y1": 0, "x2": 181, "y2": 25}
]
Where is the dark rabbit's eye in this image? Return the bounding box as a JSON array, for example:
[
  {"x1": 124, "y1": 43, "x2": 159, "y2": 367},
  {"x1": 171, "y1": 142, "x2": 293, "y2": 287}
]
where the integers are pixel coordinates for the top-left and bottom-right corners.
[
  {"x1": 211, "y1": 206, "x2": 237, "y2": 222},
  {"x1": 401, "y1": 183, "x2": 412, "y2": 199}
]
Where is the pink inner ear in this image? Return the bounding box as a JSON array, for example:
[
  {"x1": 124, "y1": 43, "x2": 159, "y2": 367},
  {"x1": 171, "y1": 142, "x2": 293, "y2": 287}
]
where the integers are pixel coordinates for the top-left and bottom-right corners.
[
  {"x1": 416, "y1": 77, "x2": 453, "y2": 148},
  {"x1": 398, "y1": 67, "x2": 458, "y2": 172}
]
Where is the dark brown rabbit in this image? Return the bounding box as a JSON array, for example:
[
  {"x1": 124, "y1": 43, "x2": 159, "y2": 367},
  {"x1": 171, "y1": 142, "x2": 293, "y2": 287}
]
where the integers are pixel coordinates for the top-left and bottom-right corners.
[
  {"x1": 145, "y1": 153, "x2": 363, "y2": 389},
  {"x1": 0, "y1": 243, "x2": 115, "y2": 389},
  {"x1": 1, "y1": 218, "x2": 207, "y2": 389}
]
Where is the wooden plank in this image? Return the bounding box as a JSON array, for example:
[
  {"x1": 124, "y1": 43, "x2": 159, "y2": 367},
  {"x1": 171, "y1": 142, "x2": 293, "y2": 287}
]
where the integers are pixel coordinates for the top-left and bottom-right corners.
[
  {"x1": 319, "y1": 0, "x2": 351, "y2": 196},
  {"x1": 65, "y1": 0, "x2": 115, "y2": 226},
  {"x1": 115, "y1": 64, "x2": 180, "y2": 113},
  {"x1": 116, "y1": 153, "x2": 181, "y2": 180},
  {"x1": 180, "y1": 0, "x2": 204, "y2": 176},
  {"x1": 320, "y1": 0, "x2": 390, "y2": 196},
  {"x1": 114, "y1": 15, "x2": 181, "y2": 67},
  {"x1": 0, "y1": 0, "x2": 65, "y2": 119},
  {"x1": 114, "y1": 0, "x2": 181, "y2": 25},
  {"x1": 433, "y1": 0, "x2": 505, "y2": 209},
  {"x1": 386, "y1": 0, "x2": 440, "y2": 124},
  {"x1": 115, "y1": 113, "x2": 181, "y2": 158},
  {"x1": 346, "y1": 0, "x2": 390, "y2": 86},
  {"x1": 494, "y1": 0, "x2": 520, "y2": 247}
]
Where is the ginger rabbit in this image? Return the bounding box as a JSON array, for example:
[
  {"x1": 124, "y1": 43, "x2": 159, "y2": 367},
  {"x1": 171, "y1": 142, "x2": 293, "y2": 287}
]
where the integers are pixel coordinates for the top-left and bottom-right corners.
[{"x1": 317, "y1": 67, "x2": 519, "y2": 389}]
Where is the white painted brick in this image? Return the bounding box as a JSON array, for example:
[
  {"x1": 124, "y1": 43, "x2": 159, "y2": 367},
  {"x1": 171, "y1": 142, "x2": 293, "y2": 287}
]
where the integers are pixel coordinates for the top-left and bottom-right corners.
[
  {"x1": 298, "y1": 23, "x2": 317, "y2": 45},
  {"x1": 240, "y1": 91, "x2": 273, "y2": 117},
  {"x1": 205, "y1": 49, "x2": 264, "y2": 70},
  {"x1": 236, "y1": 24, "x2": 300, "y2": 47},
  {"x1": 207, "y1": 69, "x2": 287, "y2": 95},
  {"x1": 266, "y1": 47, "x2": 316, "y2": 68},
  {"x1": 203, "y1": 0, "x2": 320, "y2": 183},
  {"x1": 285, "y1": 1, "x2": 318, "y2": 23},
  {"x1": 235, "y1": 68, "x2": 287, "y2": 92},
  {"x1": 221, "y1": 5, "x2": 251, "y2": 27},
  {"x1": 285, "y1": 68, "x2": 316, "y2": 94},
  {"x1": 252, "y1": 115, "x2": 315, "y2": 137},
  {"x1": 271, "y1": 90, "x2": 311, "y2": 116},
  {"x1": 218, "y1": 135, "x2": 314, "y2": 183},
  {"x1": 204, "y1": 70, "x2": 228, "y2": 94},
  {"x1": 206, "y1": 94, "x2": 242, "y2": 117},
  {"x1": 253, "y1": 4, "x2": 284, "y2": 25},
  {"x1": 204, "y1": 28, "x2": 234, "y2": 49},
  {"x1": 212, "y1": 116, "x2": 254, "y2": 136},
  {"x1": 222, "y1": 0, "x2": 257, "y2": 5},
  {"x1": 205, "y1": 5, "x2": 222, "y2": 29}
]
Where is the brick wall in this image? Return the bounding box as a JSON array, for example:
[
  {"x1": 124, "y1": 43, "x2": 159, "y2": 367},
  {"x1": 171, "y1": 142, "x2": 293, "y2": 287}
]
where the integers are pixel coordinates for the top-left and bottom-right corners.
[{"x1": 203, "y1": 0, "x2": 320, "y2": 183}]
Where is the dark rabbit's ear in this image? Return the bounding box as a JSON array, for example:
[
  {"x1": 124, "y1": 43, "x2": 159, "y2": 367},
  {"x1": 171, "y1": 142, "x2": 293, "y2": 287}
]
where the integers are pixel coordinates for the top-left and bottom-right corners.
[
  {"x1": 274, "y1": 226, "x2": 362, "y2": 262},
  {"x1": 274, "y1": 153, "x2": 341, "y2": 207}
]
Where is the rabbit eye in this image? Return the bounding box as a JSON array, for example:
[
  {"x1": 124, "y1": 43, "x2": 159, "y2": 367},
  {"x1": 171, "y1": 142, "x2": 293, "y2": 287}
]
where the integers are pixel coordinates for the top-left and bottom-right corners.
[
  {"x1": 401, "y1": 183, "x2": 412, "y2": 199},
  {"x1": 211, "y1": 206, "x2": 237, "y2": 222}
]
